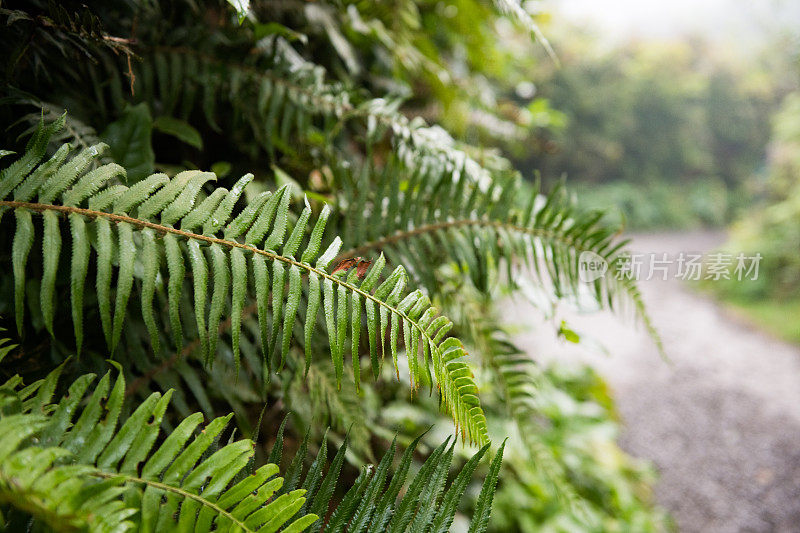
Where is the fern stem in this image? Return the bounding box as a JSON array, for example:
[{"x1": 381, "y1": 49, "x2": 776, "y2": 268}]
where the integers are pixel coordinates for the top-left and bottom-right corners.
[
  {"x1": 92, "y1": 472, "x2": 256, "y2": 532},
  {"x1": 337, "y1": 218, "x2": 583, "y2": 261},
  {"x1": 0, "y1": 202, "x2": 435, "y2": 340}
]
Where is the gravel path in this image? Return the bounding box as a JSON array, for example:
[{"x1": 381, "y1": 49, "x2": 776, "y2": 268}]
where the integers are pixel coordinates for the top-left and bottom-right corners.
[{"x1": 503, "y1": 231, "x2": 800, "y2": 533}]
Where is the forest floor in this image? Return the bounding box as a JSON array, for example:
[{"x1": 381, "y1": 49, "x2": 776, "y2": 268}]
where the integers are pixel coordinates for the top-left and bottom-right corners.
[{"x1": 504, "y1": 231, "x2": 800, "y2": 533}]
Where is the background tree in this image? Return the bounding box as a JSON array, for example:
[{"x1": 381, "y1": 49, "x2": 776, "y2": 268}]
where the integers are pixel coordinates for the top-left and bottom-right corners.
[{"x1": 517, "y1": 25, "x2": 790, "y2": 229}]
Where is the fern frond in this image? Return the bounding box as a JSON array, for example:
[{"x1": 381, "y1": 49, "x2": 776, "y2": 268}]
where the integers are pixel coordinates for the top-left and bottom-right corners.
[
  {"x1": 334, "y1": 161, "x2": 663, "y2": 355},
  {"x1": 0, "y1": 123, "x2": 489, "y2": 444},
  {"x1": 0, "y1": 365, "x2": 318, "y2": 532},
  {"x1": 291, "y1": 433, "x2": 504, "y2": 533},
  {"x1": 91, "y1": 39, "x2": 502, "y2": 191},
  {"x1": 0, "y1": 357, "x2": 503, "y2": 532},
  {"x1": 0, "y1": 414, "x2": 137, "y2": 531}
]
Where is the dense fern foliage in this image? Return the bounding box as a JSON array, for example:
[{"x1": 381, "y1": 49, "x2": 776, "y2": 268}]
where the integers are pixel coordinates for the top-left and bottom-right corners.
[
  {"x1": 0, "y1": 358, "x2": 503, "y2": 532},
  {"x1": 0, "y1": 120, "x2": 488, "y2": 444},
  {"x1": 0, "y1": 363, "x2": 319, "y2": 532},
  {"x1": 0, "y1": 0, "x2": 668, "y2": 530}
]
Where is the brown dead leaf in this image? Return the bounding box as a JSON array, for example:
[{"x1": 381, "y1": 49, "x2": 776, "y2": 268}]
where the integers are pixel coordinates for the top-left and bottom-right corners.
[
  {"x1": 332, "y1": 258, "x2": 357, "y2": 275},
  {"x1": 356, "y1": 258, "x2": 373, "y2": 279}
]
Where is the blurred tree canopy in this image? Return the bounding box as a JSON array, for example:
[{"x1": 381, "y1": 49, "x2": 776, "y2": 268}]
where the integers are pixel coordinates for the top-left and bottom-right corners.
[
  {"x1": 719, "y1": 90, "x2": 800, "y2": 300},
  {"x1": 514, "y1": 27, "x2": 798, "y2": 228}
]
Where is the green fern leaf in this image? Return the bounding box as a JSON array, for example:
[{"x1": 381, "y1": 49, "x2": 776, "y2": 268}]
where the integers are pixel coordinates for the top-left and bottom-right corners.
[
  {"x1": 296, "y1": 430, "x2": 503, "y2": 533},
  {"x1": 468, "y1": 439, "x2": 506, "y2": 533},
  {"x1": 0, "y1": 366, "x2": 319, "y2": 533},
  {"x1": 11, "y1": 210, "x2": 34, "y2": 336}
]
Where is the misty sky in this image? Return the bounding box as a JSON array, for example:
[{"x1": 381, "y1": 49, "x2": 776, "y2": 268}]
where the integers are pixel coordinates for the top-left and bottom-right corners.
[{"x1": 549, "y1": 0, "x2": 800, "y2": 44}]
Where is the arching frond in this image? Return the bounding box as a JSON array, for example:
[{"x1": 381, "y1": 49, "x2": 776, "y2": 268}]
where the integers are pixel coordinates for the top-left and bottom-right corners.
[
  {"x1": 334, "y1": 159, "x2": 663, "y2": 355},
  {"x1": 0, "y1": 365, "x2": 318, "y2": 532},
  {"x1": 0, "y1": 121, "x2": 489, "y2": 444},
  {"x1": 84, "y1": 30, "x2": 657, "y2": 355}
]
